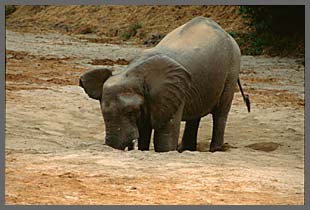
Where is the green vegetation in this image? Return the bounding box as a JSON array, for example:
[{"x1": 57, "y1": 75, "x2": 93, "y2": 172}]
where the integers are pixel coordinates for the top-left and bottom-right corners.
[
  {"x1": 5, "y1": 5, "x2": 16, "y2": 16},
  {"x1": 229, "y1": 31, "x2": 301, "y2": 56},
  {"x1": 120, "y1": 22, "x2": 142, "y2": 40},
  {"x1": 233, "y1": 6, "x2": 304, "y2": 56}
]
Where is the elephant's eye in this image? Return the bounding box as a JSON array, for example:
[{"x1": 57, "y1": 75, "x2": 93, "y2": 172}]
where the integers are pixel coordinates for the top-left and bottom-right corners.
[
  {"x1": 127, "y1": 109, "x2": 136, "y2": 115},
  {"x1": 126, "y1": 107, "x2": 139, "y2": 117},
  {"x1": 102, "y1": 106, "x2": 115, "y2": 117}
]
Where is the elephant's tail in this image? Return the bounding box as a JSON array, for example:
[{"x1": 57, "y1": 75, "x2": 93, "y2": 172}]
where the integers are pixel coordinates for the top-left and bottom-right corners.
[{"x1": 237, "y1": 78, "x2": 250, "y2": 112}]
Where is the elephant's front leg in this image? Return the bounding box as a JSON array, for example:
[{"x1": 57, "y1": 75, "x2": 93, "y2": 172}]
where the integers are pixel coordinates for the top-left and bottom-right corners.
[
  {"x1": 138, "y1": 118, "x2": 152, "y2": 151},
  {"x1": 153, "y1": 104, "x2": 184, "y2": 152}
]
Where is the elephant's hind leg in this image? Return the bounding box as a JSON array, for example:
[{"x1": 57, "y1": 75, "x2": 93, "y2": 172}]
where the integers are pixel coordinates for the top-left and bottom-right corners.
[
  {"x1": 210, "y1": 83, "x2": 235, "y2": 152},
  {"x1": 178, "y1": 118, "x2": 201, "y2": 152},
  {"x1": 210, "y1": 113, "x2": 229, "y2": 152}
]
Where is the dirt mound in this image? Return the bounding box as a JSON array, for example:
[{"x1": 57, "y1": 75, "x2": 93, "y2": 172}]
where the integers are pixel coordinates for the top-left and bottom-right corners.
[{"x1": 6, "y1": 5, "x2": 251, "y2": 43}]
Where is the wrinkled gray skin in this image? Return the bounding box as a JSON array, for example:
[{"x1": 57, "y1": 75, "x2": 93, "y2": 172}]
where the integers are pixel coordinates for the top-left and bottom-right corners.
[{"x1": 80, "y1": 17, "x2": 246, "y2": 152}]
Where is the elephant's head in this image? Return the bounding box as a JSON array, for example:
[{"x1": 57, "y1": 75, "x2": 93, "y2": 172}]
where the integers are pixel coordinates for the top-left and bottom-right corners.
[{"x1": 79, "y1": 54, "x2": 191, "y2": 150}]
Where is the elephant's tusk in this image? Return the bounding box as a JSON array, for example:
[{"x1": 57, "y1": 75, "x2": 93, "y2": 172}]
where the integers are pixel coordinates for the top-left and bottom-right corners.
[{"x1": 132, "y1": 139, "x2": 138, "y2": 150}]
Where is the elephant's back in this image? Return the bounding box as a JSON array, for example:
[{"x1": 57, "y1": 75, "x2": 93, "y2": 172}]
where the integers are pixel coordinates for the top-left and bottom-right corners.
[
  {"x1": 150, "y1": 17, "x2": 241, "y2": 119},
  {"x1": 152, "y1": 16, "x2": 238, "y2": 77},
  {"x1": 155, "y1": 16, "x2": 230, "y2": 57}
]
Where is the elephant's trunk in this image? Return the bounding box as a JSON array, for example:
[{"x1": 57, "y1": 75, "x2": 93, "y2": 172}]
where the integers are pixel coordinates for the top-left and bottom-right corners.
[{"x1": 105, "y1": 125, "x2": 139, "y2": 150}]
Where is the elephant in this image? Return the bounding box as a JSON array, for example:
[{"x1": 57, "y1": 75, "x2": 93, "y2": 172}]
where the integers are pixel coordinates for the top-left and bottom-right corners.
[{"x1": 79, "y1": 16, "x2": 250, "y2": 152}]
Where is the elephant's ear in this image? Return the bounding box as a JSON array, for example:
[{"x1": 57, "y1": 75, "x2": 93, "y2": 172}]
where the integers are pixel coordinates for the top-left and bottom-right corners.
[
  {"x1": 140, "y1": 55, "x2": 192, "y2": 128},
  {"x1": 79, "y1": 68, "x2": 112, "y2": 100}
]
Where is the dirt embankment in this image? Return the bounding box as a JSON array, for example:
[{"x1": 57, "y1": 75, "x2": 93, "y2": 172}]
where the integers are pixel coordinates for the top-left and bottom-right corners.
[{"x1": 6, "y1": 5, "x2": 251, "y2": 44}]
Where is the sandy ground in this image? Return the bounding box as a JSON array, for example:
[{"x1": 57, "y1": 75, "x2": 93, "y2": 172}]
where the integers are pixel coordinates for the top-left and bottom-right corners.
[{"x1": 5, "y1": 30, "x2": 304, "y2": 205}]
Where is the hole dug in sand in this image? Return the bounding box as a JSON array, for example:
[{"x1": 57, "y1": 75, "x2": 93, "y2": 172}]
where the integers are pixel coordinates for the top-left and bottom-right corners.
[{"x1": 246, "y1": 142, "x2": 281, "y2": 152}]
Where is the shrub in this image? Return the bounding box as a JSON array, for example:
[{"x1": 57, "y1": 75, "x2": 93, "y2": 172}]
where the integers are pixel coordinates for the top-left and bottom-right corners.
[
  {"x1": 128, "y1": 22, "x2": 142, "y2": 36},
  {"x1": 237, "y1": 6, "x2": 304, "y2": 56},
  {"x1": 5, "y1": 5, "x2": 16, "y2": 16},
  {"x1": 120, "y1": 22, "x2": 142, "y2": 40},
  {"x1": 239, "y1": 6, "x2": 304, "y2": 35}
]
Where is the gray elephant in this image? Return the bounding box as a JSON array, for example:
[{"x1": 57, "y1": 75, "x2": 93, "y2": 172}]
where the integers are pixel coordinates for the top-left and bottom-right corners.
[{"x1": 79, "y1": 16, "x2": 250, "y2": 152}]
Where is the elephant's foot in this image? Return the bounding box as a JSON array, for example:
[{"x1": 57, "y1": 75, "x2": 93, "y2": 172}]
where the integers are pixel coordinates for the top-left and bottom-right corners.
[
  {"x1": 177, "y1": 144, "x2": 184, "y2": 153},
  {"x1": 209, "y1": 143, "x2": 232, "y2": 152},
  {"x1": 177, "y1": 143, "x2": 196, "y2": 152},
  {"x1": 155, "y1": 147, "x2": 177, "y2": 152}
]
